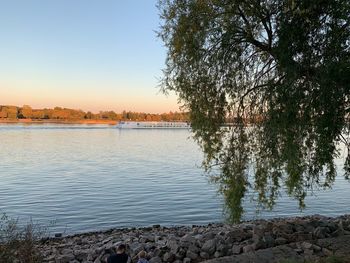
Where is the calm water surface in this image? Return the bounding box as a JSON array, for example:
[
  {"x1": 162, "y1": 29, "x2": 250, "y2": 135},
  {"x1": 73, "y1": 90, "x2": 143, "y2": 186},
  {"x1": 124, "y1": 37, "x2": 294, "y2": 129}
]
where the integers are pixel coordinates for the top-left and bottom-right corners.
[{"x1": 0, "y1": 124, "x2": 349, "y2": 234}]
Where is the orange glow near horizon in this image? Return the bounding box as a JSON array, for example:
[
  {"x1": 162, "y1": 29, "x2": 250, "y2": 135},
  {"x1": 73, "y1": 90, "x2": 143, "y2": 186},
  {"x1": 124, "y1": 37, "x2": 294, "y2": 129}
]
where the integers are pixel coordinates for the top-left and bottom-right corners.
[{"x1": 1, "y1": 84, "x2": 181, "y2": 114}]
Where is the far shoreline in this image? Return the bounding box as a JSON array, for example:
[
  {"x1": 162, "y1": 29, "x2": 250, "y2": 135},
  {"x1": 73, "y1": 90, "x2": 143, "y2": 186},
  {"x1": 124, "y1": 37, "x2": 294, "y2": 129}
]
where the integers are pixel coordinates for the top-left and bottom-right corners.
[{"x1": 0, "y1": 119, "x2": 118, "y2": 125}]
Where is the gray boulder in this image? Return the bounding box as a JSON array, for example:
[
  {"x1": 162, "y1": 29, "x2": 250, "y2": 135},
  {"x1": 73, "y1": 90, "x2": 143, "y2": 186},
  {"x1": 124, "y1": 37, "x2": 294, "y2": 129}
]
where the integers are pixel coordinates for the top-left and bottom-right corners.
[
  {"x1": 201, "y1": 239, "x2": 217, "y2": 255},
  {"x1": 186, "y1": 250, "x2": 198, "y2": 260},
  {"x1": 149, "y1": 256, "x2": 162, "y2": 263},
  {"x1": 163, "y1": 252, "x2": 176, "y2": 263}
]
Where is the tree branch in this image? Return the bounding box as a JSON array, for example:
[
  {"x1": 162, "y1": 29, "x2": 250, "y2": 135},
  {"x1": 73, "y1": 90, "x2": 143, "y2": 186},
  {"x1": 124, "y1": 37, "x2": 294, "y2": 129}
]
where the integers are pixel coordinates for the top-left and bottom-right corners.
[{"x1": 237, "y1": 6, "x2": 274, "y2": 56}]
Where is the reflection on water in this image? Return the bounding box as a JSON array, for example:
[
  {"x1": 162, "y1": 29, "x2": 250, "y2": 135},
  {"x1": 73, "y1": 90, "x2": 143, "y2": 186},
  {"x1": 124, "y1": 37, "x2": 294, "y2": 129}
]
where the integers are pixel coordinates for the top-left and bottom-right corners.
[{"x1": 0, "y1": 124, "x2": 349, "y2": 234}]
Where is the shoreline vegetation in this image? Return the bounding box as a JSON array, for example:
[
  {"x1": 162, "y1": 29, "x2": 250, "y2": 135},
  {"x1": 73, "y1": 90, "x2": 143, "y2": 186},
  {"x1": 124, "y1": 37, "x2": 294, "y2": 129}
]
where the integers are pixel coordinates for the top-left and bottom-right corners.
[
  {"x1": 0, "y1": 105, "x2": 190, "y2": 123},
  {"x1": 0, "y1": 119, "x2": 118, "y2": 125},
  {"x1": 2, "y1": 214, "x2": 350, "y2": 263}
]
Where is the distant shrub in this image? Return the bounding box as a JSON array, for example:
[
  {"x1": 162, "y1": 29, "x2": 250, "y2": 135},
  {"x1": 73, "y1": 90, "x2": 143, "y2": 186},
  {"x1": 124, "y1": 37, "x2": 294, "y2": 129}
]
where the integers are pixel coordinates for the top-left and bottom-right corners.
[{"x1": 0, "y1": 213, "x2": 48, "y2": 263}]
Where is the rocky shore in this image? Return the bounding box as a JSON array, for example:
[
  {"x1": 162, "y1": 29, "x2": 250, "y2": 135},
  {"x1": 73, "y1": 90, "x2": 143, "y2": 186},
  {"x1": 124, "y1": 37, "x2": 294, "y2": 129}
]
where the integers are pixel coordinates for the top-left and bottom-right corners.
[{"x1": 38, "y1": 215, "x2": 350, "y2": 263}]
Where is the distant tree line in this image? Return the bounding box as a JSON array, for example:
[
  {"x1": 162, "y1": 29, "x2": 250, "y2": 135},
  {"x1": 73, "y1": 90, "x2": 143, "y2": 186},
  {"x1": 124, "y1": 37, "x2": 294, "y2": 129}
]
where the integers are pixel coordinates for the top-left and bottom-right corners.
[{"x1": 0, "y1": 105, "x2": 189, "y2": 122}]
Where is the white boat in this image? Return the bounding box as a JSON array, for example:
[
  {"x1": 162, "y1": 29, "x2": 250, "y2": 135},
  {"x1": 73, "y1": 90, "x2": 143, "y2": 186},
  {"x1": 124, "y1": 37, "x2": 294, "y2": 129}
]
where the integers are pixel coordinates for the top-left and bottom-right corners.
[{"x1": 116, "y1": 121, "x2": 190, "y2": 129}]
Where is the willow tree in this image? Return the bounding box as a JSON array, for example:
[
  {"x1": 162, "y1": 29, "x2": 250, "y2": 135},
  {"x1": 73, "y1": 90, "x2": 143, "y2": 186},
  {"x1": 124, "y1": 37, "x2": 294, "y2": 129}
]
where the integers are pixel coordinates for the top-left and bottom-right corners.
[{"x1": 158, "y1": 0, "x2": 350, "y2": 222}]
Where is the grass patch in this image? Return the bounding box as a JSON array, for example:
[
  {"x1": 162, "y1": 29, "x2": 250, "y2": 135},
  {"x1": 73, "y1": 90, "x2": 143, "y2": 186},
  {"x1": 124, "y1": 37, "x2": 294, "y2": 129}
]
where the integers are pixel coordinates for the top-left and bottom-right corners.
[{"x1": 0, "y1": 213, "x2": 49, "y2": 263}]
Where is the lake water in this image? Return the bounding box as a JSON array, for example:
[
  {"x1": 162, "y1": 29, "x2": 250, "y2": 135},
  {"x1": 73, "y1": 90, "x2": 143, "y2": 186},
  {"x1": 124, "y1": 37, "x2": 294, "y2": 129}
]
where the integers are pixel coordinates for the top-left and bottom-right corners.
[{"x1": 0, "y1": 124, "x2": 349, "y2": 234}]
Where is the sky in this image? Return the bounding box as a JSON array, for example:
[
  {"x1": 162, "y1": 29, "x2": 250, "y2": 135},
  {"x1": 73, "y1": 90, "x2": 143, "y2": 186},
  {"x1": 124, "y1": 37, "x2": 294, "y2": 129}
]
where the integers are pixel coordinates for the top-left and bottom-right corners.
[{"x1": 0, "y1": 0, "x2": 180, "y2": 113}]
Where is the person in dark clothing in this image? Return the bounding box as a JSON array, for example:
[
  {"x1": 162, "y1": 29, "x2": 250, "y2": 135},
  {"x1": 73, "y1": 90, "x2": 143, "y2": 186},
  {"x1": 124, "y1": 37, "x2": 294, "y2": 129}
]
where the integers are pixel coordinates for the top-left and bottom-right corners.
[{"x1": 107, "y1": 244, "x2": 130, "y2": 263}]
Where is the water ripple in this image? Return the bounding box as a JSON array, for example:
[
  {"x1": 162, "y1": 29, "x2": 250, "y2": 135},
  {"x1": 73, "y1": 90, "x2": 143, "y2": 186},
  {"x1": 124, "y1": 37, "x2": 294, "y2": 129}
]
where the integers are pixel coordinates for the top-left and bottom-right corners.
[{"x1": 0, "y1": 124, "x2": 349, "y2": 234}]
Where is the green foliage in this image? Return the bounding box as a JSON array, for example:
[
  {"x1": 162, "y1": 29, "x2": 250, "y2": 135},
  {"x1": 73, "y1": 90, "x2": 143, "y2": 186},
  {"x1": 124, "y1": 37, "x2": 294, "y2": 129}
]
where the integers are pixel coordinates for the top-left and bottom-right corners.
[
  {"x1": 159, "y1": 0, "x2": 350, "y2": 222},
  {"x1": 0, "y1": 213, "x2": 46, "y2": 263}
]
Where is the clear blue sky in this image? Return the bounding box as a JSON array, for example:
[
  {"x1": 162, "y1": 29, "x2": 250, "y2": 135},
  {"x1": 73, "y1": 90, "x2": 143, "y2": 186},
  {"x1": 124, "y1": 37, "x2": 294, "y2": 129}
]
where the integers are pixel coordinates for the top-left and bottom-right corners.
[{"x1": 0, "y1": 0, "x2": 179, "y2": 113}]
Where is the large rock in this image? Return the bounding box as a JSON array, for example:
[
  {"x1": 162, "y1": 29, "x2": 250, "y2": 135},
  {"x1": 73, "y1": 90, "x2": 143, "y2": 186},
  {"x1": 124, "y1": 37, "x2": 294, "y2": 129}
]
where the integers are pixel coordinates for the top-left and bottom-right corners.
[
  {"x1": 200, "y1": 243, "x2": 302, "y2": 263},
  {"x1": 188, "y1": 244, "x2": 200, "y2": 254},
  {"x1": 201, "y1": 239, "x2": 217, "y2": 255},
  {"x1": 231, "y1": 245, "x2": 242, "y2": 255},
  {"x1": 163, "y1": 252, "x2": 176, "y2": 262},
  {"x1": 200, "y1": 251, "x2": 210, "y2": 259},
  {"x1": 149, "y1": 256, "x2": 163, "y2": 263},
  {"x1": 215, "y1": 241, "x2": 228, "y2": 255},
  {"x1": 167, "y1": 239, "x2": 180, "y2": 253},
  {"x1": 55, "y1": 253, "x2": 75, "y2": 263},
  {"x1": 252, "y1": 225, "x2": 265, "y2": 240},
  {"x1": 73, "y1": 249, "x2": 89, "y2": 261},
  {"x1": 313, "y1": 227, "x2": 329, "y2": 239},
  {"x1": 180, "y1": 234, "x2": 196, "y2": 248},
  {"x1": 186, "y1": 250, "x2": 198, "y2": 260},
  {"x1": 225, "y1": 229, "x2": 249, "y2": 242},
  {"x1": 242, "y1": 244, "x2": 255, "y2": 253},
  {"x1": 272, "y1": 223, "x2": 294, "y2": 236},
  {"x1": 175, "y1": 248, "x2": 187, "y2": 260},
  {"x1": 274, "y1": 237, "x2": 287, "y2": 246},
  {"x1": 129, "y1": 242, "x2": 144, "y2": 255},
  {"x1": 262, "y1": 235, "x2": 275, "y2": 248},
  {"x1": 316, "y1": 235, "x2": 350, "y2": 258}
]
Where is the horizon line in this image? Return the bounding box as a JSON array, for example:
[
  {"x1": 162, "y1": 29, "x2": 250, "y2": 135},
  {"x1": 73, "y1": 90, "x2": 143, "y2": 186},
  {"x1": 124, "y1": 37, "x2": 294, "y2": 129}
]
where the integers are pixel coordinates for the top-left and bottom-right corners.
[{"x1": 0, "y1": 103, "x2": 186, "y2": 115}]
